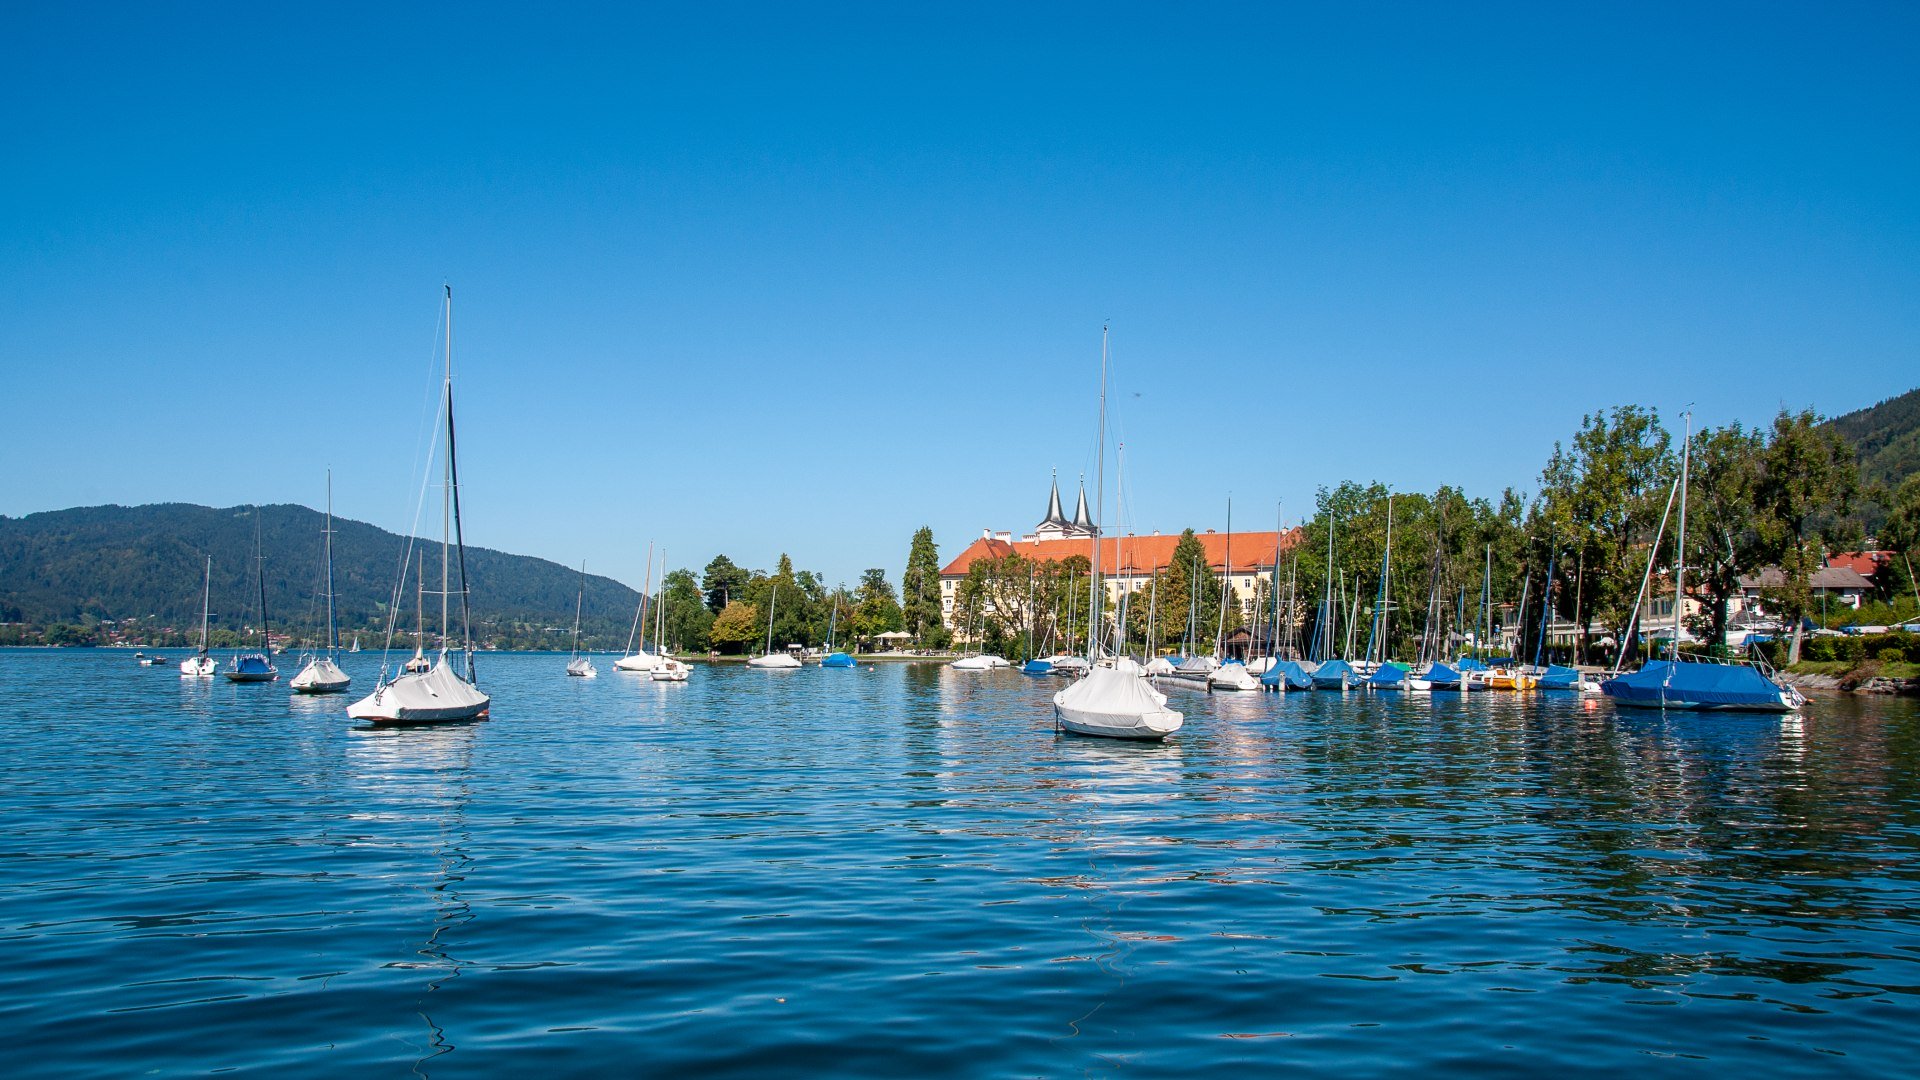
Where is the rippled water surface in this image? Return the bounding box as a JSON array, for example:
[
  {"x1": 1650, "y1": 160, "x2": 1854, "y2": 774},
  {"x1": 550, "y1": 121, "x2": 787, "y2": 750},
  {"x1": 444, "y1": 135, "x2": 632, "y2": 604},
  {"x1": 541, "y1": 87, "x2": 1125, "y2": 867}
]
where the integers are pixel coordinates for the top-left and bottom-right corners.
[{"x1": 2, "y1": 649, "x2": 1917, "y2": 1077}]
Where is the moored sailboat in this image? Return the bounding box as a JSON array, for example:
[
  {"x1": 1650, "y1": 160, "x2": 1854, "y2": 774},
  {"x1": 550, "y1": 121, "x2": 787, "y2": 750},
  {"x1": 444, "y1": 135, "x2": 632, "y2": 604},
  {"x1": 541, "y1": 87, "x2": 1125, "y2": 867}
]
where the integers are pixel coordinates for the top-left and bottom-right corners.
[
  {"x1": 1052, "y1": 327, "x2": 1182, "y2": 740},
  {"x1": 225, "y1": 517, "x2": 278, "y2": 683},
  {"x1": 347, "y1": 287, "x2": 491, "y2": 725},
  {"x1": 290, "y1": 473, "x2": 352, "y2": 694},
  {"x1": 565, "y1": 560, "x2": 596, "y2": 677},
  {"x1": 747, "y1": 584, "x2": 802, "y2": 668},
  {"x1": 179, "y1": 556, "x2": 219, "y2": 677}
]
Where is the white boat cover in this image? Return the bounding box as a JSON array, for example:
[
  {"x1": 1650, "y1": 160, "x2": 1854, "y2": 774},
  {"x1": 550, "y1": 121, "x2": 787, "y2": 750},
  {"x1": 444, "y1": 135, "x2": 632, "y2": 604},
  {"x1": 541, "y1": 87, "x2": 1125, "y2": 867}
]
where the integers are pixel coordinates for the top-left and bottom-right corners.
[
  {"x1": 347, "y1": 663, "x2": 490, "y2": 724},
  {"x1": 1143, "y1": 656, "x2": 1177, "y2": 676},
  {"x1": 1246, "y1": 656, "x2": 1276, "y2": 675},
  {"x1": 290, "y1": 657, "x2": 352, "y2": 693},
  {"x1": 951, "y1": 654, "x2": 1009, "y2": 670},
  {"x1": 747, "y1": 652, "x2": 802, "y2": 668},
  {"x1": 179, "y1": 654, "x2": 218, "y2": 677},
  {"x1": 566, "y1": 658, "x2": 596, "y2": 677},
  {"x1": 403, "y1": 647, "x2": 431, "y2": 673},
  {"x1": 1209, "y1": 663, "x2": 1260, "y2": 691},
  {"x1": 652, "y1": 658, "x2": 691, "y2": 681},
  {"x1": 614, "y1": 650, "x2": 660, "y2": 672},
  {"x1": 1053, "y1": 658, "x2": 1183, "y2": 739}
]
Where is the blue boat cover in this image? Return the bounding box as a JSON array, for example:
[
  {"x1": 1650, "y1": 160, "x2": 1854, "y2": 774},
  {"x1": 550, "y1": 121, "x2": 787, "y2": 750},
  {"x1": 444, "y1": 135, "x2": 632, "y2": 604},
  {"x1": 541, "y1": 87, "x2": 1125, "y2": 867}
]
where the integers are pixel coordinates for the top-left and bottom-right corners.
[
  {"x1": 821, "y1": 652, "x2": 856, "y2": 668},
  {"x1": 1368, "y1": 663, "x2": 1408, "y2": 688},
  {"x1": 1020, "y1": 659, "x2": 1054, "y2": 676},
  {"x1": 1599, "y1": 661, "x2": 1790, "y2": 709},
  {"x1": 1312, "y1": 659, "x2": 1354, "y2": 688},
  {"x1": 232, "y1": 654, "x2": 273, "y2": 674},
  {"x1": 1537, "y1": 664, "x2": 1582, "y2": 688},
  {"x1": 1423, "y1": 662, "x2": 1462, "y2": 686},
  {"x1": 1457, "y1": 657, "x2": 1489, "y2": 671},
  {"x1": 1260, "y1": 660, "x2": 1314, "y2": 689}
]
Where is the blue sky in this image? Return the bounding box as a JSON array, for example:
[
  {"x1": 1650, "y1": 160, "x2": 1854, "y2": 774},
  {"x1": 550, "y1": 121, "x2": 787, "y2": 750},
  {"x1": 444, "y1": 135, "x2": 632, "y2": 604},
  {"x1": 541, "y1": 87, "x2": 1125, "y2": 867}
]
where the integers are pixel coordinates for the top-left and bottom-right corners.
[{"x1": 3, "y1": 2, "x2": 1915, "y2": 591}]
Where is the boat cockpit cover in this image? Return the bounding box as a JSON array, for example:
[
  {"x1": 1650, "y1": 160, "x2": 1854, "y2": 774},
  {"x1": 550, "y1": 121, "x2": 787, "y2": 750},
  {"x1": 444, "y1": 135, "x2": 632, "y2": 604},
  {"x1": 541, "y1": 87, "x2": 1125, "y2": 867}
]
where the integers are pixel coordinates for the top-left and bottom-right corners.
[
  {"x1": 1368, "y1": 663, "x2": 1408, "y2": 686},
  {"x1": 1313, "y1": 659, "x2": 1354, "y2": 681},
  {"x1": 1261, "y1": 660, "x2": 1314, "y2": 688},
  {"x1": 1539, "y1": 664, "x2": 1581, "y2": 687},
  {"x1": 1600, "y1": 661, "x2": 1788, "y2": 707},
  {"x1": 1425, "y1": 662, "x2": 1462, "y2": 684},
  {"x1": 1457, "y1": 657, "x2": 1489, "y2": 671}
]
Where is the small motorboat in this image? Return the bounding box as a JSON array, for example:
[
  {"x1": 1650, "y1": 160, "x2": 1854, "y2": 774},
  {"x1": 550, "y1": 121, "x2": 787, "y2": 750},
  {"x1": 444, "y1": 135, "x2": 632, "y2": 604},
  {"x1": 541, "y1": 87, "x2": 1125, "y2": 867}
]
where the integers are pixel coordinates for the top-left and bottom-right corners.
[
  {"x1": 651, "y1": 656, "x2": 691, "y2": 681},
  {"x1": 950, "y1": 654, "x2": 1009, "y2": 670}
]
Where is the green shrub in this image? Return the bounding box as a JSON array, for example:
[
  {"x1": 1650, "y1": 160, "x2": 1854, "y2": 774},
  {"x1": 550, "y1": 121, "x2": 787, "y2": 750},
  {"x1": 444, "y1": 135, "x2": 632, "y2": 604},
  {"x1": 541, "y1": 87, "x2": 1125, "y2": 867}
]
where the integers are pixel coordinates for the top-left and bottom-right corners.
[{"x1": 1881, "y1": 647, "x2": 1907, "y2": 663}]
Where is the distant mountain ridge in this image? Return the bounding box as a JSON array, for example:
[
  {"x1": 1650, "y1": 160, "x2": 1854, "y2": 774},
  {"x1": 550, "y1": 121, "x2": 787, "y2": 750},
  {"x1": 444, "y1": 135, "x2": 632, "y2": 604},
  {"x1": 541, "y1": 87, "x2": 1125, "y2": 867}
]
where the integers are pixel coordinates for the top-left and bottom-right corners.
[
  {"x1": 0, "y1": 503, "x2": 645, "y2": 646},
  {"x1": 1824, "y1": 386, "x2": 1920, "y2": 491}
]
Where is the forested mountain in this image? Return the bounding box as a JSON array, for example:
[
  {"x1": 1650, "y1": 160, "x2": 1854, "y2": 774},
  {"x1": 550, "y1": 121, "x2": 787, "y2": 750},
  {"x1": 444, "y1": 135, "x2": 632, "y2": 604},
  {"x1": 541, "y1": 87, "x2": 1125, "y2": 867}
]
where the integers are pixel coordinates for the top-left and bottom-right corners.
[
  {"x1": 0, "y1": 503, "x2": 646, "y2": 648},
  {"x1": 1825, "y1": 387, "x2": 1920, "y2": 491}
]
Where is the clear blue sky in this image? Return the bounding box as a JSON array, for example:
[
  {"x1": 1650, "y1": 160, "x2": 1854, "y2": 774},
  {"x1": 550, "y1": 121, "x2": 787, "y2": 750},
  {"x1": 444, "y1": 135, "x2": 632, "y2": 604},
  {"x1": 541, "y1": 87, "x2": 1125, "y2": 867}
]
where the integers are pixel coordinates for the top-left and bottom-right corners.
[{"x1": 3, "y1": 2, "x2": 1915, "y2": 592}]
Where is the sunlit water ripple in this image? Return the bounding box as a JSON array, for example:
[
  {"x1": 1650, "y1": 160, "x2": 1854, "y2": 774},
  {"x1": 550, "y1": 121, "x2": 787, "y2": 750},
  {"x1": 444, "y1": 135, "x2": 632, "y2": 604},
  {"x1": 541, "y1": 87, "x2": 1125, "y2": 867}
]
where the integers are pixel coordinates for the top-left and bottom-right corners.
[{"x1": 1, "y1": 649, "x2": 1915, "y2": 1076}]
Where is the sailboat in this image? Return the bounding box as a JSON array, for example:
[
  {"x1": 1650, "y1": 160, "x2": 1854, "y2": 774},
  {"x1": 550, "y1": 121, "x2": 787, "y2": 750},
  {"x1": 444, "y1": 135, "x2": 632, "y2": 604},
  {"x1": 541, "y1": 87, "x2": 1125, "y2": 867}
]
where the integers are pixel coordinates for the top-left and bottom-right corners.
[
  {"x1": 1600, "y1": 412, "x2": 1803, "y2": 713},
  {"x1": 614, "y1": 543, "x2": 661, "y2": 672},
  {"x1": 349, "y1": 635, "x2": 361, "y2": 653},
  {"x1": 225, "y1": 516, "x2": 278, "y2": 683},
  {"x1": 347, "y1": 286, "x2": 491, "y2": 725},
  {"x1": 647, "y1": 561, "x2": 690, "y2": 681},
  {"x1": 179, "y1": 556, "x2": 219, "y2": 677},
  {"x1": 566, "y1": 560, "x2": 596, "y2": 677},
  {"x1": 821, "y1": 590, "x2": 855, "y2": 668},
  {"x1": 291, "y1": 474, "x2": 352, "y2": 694},
  {"x1": 1052, "y1": 327, "x2": 1183, "y2": 740},
  {"x1": 747, "y1": 584, "x2": 802, "y2": 668},
  {"x1": 1309, "y1": 515, "x2": 1351, "y2": 691},
  {"x1": 1209, "y1": 501, "x2": 1261, "y2": 691}
]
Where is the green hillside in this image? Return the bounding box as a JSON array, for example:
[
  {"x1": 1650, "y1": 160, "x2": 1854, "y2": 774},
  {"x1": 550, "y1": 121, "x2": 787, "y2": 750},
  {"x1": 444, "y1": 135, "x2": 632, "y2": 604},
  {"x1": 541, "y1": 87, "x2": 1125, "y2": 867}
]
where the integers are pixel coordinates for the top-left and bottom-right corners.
[
  {"x1": 0, "y1": 503, "x2": 647, "y2": 649},
  {"x1": 1826, "y1": 386, "x2": 1920, "y2": 491}
]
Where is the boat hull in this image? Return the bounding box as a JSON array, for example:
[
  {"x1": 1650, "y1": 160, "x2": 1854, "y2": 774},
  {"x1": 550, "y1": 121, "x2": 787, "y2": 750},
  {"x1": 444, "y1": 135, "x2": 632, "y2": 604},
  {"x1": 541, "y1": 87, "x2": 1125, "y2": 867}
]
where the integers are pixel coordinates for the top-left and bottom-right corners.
[{"x1": 1054, "y1": 703, "x2": 1184, "y2": 740}]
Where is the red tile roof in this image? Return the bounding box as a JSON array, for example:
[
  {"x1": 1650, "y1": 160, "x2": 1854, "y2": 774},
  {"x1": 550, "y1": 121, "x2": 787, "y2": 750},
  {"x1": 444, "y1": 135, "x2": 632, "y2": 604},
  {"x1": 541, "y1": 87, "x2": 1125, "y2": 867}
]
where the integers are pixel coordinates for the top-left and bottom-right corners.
[
  {"x1": 940, "y1": 530, "x2": 1299, "y2": 578},
  {"x1": 1826, "y1": 551, "x2": 1893, "y2": 578}
]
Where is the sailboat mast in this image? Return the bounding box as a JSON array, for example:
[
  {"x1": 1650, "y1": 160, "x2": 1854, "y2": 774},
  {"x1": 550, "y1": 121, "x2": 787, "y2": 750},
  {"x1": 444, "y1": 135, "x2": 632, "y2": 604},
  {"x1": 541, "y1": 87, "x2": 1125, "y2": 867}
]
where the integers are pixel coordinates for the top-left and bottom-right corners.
[
  {"x1": 439, "y1": 289, "x2": 452, "y2": 658},
  {"x1": 572, "y1": 560, "x2": 586, "y2": 661},
  {"x1": 199, "y1": 556, "x2": 211, "y2": 654},
  {"x1": 324, "y1": 471, "x2": 337, "y2": 656},
  {"x1": 654, "y1": 551, "x2": 667, "y2": 652},
  {"x1": 1481, "y1": 544, "x2": 1492, "y2": 661},
  {"x1": 1215, "y1": 498, "x2": 1231, "y2": 658},
  {"x1": 1673, "y1": 410, "x2": 1692, "y2": 661},
  {"x1": 765, "y1": 584, "x2": 778, "y2": 655},
  {"x1": 1086, "y1": 325, "x2": 1107, "y2": 665},
  {"x1": 628, "y1": 543, "x2": 653, "y2": 655},
  {"x1": 415, "y1": 552, "x2": 425, "y2": 658},
  {"x1": 442, "y1": 286, "x2": 477, "y2": 673},
  {"x1": 256, "y1": 513, "x2": 269, "y2": 655}
]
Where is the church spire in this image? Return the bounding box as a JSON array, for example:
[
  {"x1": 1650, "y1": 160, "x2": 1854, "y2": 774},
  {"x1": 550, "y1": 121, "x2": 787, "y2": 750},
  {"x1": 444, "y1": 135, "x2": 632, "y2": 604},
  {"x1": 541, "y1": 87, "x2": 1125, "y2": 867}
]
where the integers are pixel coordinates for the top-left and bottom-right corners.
[
  {"x1": 1071, "y1": 474, "x2": 1094, "y2": 535},
  {"x1": 1041, "y1": 468, "x2": 1067, "y2": 527}
]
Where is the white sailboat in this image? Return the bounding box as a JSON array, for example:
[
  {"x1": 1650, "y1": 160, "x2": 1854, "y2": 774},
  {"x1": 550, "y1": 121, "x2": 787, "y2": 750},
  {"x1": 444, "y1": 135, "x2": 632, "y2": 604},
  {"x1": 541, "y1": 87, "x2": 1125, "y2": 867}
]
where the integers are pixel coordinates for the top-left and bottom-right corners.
[
  {"x1": 747, "y1": 584, "x2": 802, "y2": 668},
  {"x1": 647, "y1": 565, "x2": 690, "y2": 680},
  {"x1": 347, "y1": 287, "x2": 491, "y2": 725},
  {"x1": 225, "y1": 517, "x2": 279, "y2": 683},
  {"x1": 179, "y1": 556, "x2": 219, "y2": 677},
  {"x1": 291, "y1": 473, "x2": 352, "y2": 694},
  {"x1": 614, "y1": 543, "x2": 661, "y2": 672},
  {"x1": 1053, "y1": 327, "x2": 1183, "y2": 740},
  {"x1": 566, "y1": 560, "x2": 596, "y2": 678}
]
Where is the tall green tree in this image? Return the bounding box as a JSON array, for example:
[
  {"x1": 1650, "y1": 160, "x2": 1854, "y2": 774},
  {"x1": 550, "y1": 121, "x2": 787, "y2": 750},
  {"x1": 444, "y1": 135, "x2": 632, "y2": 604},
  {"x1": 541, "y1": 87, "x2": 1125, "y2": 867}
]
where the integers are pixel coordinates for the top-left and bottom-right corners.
[
  {"x1": 701, "y1": 555, "x2": 750, "y2": 614},
  {"x1": 1684, "y1": 422, "x2": 1766, "y2": 651},
  {"x1": 1754, "y1": 409, "x2": 1859, "y2": 662},
  {"x1": 659, "y1": 568, "x2": 714, "y2": 653},
  {"x1": 901, "y1": 527, "x2": 947, "y2": 646},
  {"x1": 851, "y1": 568, "x2": 904, "y2": 641},
  {"x1": 1536, "y1": 405, "x2": 1675, "y2": 662}
]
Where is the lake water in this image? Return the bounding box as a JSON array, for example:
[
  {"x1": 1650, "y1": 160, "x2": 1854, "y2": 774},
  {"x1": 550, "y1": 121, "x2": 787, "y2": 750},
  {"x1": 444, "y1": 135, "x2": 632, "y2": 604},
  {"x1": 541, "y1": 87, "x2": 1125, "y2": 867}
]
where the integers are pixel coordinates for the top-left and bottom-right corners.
[{"x1": 1, "y1": 648, "x2": 1915, "y2": 1077}]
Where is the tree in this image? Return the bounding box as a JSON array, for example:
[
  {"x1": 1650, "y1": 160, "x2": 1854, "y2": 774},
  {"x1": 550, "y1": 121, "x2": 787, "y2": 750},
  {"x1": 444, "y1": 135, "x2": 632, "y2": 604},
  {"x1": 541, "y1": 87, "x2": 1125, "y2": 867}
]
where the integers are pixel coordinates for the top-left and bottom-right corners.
[
  {"x1": 901, "y1": 527, "x2": 947, "y2": 646},
  {"x1": 707, "y1": 600, "x2": 761, "y2": 654},
  {"x1": 1685, "y1": 422, "x2": 1766, "y2": 651},
  {"x1": 659, "y1": 568, "x2": 713, "y2": 652},
  {"x1": 1536, "y1": 405, "x2": 1675, "y2": 663},
  {"x1": 701, "y1": 555, "x2": 750, "y2": 614},
  {"x1": 1754, "y1": 409, "x2": 1859, "y2": 663},
  {"x1": 851, "y1": 568, "x2": 903, "y2": 641}
]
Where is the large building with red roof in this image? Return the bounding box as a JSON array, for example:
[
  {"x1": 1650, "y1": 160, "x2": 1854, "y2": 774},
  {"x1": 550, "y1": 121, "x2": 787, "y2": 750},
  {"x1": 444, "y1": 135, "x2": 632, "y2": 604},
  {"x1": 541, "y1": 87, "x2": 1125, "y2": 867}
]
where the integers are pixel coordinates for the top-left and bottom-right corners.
[{"x1": 938, "y1": 475, "x2": 1300, "y2": 634}]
